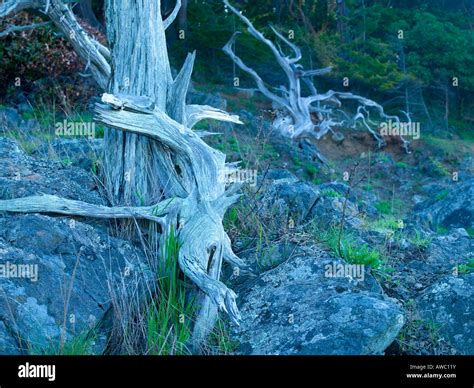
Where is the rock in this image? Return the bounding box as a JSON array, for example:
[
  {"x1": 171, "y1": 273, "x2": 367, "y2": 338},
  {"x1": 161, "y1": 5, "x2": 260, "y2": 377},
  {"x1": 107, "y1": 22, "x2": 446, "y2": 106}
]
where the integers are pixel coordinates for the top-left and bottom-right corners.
[
  {"x1": 259, "y1": 173, "x2": 320, "y2": 226},
  {"x1": 259, "y1": 168, "x2": 298, "y2": 185},
  {"x1": 0, "y1": 138, "x2": 103, "y2": 205},
  {"x1": 0, "y1": 107, "x2": 21, "y2": 132},
  {"x1": 33, "y1": 138, "x2": 103, "y2": 172},
  {"x1": 415, "y1": 179, "x2": 474, "y2": 231},
  {"x1": 17, "y1": 103, "x2": 33, "y2": 115},
  {"x1": 0, "y1": 320, "x2": 20, "y2": 355},
  {"x1": 416, "y1": 274, "x2": 474, "y2": 355},
  {"x1": 380, "y1": 230, "x2": 472, "y2": 302},
  {"x1": 308, "y1": 192, "x2": 362, "y2": 229},
  {"x1": 0, "y1": 214, "x2": 152, "y2": 354},
  {"x1": 236, "y1": 241, "x2": 302, "y2": 273},
  {"x1": 232, "y1": 250, "x2": 404, "y2": 355},
  {"x1": 0, "y1": 137, "x2": 152, "y2": 354}
]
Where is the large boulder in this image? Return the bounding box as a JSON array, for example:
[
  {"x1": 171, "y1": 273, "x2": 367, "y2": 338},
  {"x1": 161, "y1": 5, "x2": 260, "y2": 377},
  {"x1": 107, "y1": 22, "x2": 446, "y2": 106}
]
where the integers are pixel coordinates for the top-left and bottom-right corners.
[
  {"x1": 0, "y1": 137, "x2": 103, "y2": 205},
  {"x1": 0, "y1": 214, "x2": 151, "y2": 354},
  {"x1": 415, "y1": 179, "x2": 474, "y2": 231},
  {"x1": 0, "y1": 107, "x2": 21, "y2": 133},
  {"x1": 416, "y1": 274, "x2": 474, "y2": 355},
  {"x1": 0, "y1": 138, "x2": 152, "y2": 354},
  {"x1": 231, "y1": 247, "x2": 405, "y2": 355},
  {"x1": 258, "y1": 170, "x2": 320, "y2": 227},
  {"x1": 382, "y1": 231, "x2": 472, "y2": 301}
]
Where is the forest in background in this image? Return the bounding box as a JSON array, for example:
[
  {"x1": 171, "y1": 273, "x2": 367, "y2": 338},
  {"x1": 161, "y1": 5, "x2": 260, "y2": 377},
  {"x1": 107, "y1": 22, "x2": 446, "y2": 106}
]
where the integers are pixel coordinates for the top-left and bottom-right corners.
[{"x1": 1, "y1": 0, "x2": 473, "y2": 136}]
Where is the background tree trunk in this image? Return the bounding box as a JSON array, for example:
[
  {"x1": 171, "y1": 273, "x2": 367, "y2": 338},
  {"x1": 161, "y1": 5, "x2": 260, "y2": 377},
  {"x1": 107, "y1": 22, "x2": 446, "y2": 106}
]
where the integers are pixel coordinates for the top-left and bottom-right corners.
[{"x1": 76, "y1": 0, "x2": 103, "y2": 31}]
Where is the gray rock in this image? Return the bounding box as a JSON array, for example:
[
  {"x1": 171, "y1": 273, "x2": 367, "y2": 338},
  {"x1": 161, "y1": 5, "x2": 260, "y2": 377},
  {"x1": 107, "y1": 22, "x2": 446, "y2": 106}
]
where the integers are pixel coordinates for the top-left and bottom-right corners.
[
  {"x1": 415, "y1": 179, "x2": 474, "y2": 231},
  {"x1": 0, "y1": 107, "x2": 21, "y2": 132},
  {"x1": 308, "y1": 193, "x2": 362, "y2": 229},
  {"x1": 0, "y1": 214, "x2": 152, "y2": 354},
  {"x1": 33, "y1": 138, "x2": 103, "y2": 171},
  {"x1": 232, "y1": 250, "x2": 404, "y2": 355},
  {"x1": 0, "y1": 138, "x2": 103, "y2": 205},
  {"x1": 236, "y1": 241, "x2": 302, "y2": 273},
  {"x1": 416, "y1": 274, "x2": 474, "y2": 355},
  {"x1": 259, "y1": 173, "x2": 320, "y2": 226},
  {"x1": 0, "y1": 137, "x2": 152, "y2": 354},
  {"x1": 0, "y1": 320, "x2": 20, "y2": 355}
]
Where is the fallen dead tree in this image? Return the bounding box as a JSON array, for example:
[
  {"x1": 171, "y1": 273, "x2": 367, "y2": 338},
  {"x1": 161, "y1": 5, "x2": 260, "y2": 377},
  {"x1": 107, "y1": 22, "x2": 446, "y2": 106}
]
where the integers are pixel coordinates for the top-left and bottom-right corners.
[
  {"x1": 223, "y1": 0, "x2": 410, "y2": 153},
  {"x1": 0, "y1": 0, "x2": 248, "y2": 348}
]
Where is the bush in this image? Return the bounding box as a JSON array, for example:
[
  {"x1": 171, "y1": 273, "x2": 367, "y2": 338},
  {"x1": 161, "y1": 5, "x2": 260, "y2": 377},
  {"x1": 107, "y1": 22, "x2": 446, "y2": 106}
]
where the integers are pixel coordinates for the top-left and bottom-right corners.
[{"x1": 0, "y1": 12, "x2": 104, "y2": 107}]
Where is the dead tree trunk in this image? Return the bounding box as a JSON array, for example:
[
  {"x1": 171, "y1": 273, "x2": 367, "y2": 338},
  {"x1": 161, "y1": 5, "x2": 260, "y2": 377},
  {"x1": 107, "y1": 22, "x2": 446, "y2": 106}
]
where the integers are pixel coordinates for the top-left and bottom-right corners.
[
  {"x1": 76, "y1": 0, "x2": 103, "y2": 31},
  {"x1": 223, "y1": 0, "x2": 410, "y2": 153},
  {"x1": 0, "y1": 0, "x2": 247, "y2": 349}
]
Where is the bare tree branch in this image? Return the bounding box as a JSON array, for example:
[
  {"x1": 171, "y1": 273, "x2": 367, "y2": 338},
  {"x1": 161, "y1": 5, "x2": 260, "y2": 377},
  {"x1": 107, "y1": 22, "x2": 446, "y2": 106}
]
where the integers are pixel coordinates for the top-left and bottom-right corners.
[
  {"x1": 163, "y1": 0, "x2": 181, "y2": 30},
  {"x1": 0, "y1": 194, "x2": 180, "y2": 224},
  {"x1": 0, "y1": 20, "x2": 50, "y2": 37},
  {"x1": 223, "y1": 0, "x2": 411, "y2": 153}
]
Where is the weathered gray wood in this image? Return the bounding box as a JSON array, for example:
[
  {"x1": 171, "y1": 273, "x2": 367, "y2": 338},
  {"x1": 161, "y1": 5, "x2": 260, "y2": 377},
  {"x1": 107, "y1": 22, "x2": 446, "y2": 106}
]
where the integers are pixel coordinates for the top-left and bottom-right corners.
[
  {"x1": 0, "y1": 194, "x2": 178, "y2": 224},
  {"x1": 0, "y1": 0, "x2": 246, "y2": 348},
  {"x1": 223, "y1": 0, "x2": 410, "y2": 152}
]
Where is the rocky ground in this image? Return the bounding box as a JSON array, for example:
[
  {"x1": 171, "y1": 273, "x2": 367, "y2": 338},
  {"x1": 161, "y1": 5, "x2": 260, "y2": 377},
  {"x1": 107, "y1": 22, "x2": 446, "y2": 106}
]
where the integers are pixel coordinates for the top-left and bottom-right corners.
[{"x1": 0, "y1": 91, "x2": 472, "y2": 355}]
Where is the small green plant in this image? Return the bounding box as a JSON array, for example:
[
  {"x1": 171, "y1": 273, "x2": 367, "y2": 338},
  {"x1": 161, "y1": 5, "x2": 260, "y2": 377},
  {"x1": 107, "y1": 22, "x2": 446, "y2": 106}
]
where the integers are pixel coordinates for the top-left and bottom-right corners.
[
  {"x1": 395, "y1": 161, "x2": 408, "y2": 169},
  {"x1": 314, "y1": 225, "x2": 381, "y2": 268},
  {"x1": 429, "y1": 157, "x2": 451, "y2": 177},
  {"x1": 375, "y1": 200, "x2": 392, "y2": 215},
  {"x1": 61, "y1": 157, "x2": 72, "y2": 167},
  {"x1": 303, "y1": 162, "x2": 317, "y2": 178},
  {"x1": 434, "y1": 189, "x2": 449, "y2": 202},
  {"x1": 29, "y1": 329, "x2": 99, "y2": 355},
  {"x1": 228, "y1": 136, "x2": 239, "y2": 152},
  {"x1": 410, "y1": 230, "x2": 433, "y2": 249},
  {"x1": 371, "y1": 216, "x2": 402, "y2": 233},
  {"x1": 223, "y1": 207, "x2": 239, "y2": 230},
  {"x1": 455, "y1": 258, "x2": 474, "y2": 275},
  {"x1": 292, "y1": 156, "x2": 302, "y2": 167},
  {"x1": 207, "y1": 319, "x2": 240, "y2": 354},
  {"x1": 321, "y1": 188, "x2": 341, "y2": 198},
  {"x1": 435, "y1": 224, "x2": 449, "y2": 235},
  {"x1": 255, "y1": 223, "x2": 277, "y2": 268},
  {"x1": 146, "y1": 227, "x2": 194, "y2": 355}
]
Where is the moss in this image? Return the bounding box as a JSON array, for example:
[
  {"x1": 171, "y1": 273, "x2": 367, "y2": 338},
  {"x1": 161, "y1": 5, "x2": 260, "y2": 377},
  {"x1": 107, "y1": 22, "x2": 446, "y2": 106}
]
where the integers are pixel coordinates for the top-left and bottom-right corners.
[
  {"x1": 434, "y1": 189, "x2": 449, "y2": 202},
  {"x1": 435, "y1": 224, "x2": 449, "y2": 235},
  {"x1": 375, "y1": 200, "x2": 392, "y2": 215}
]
